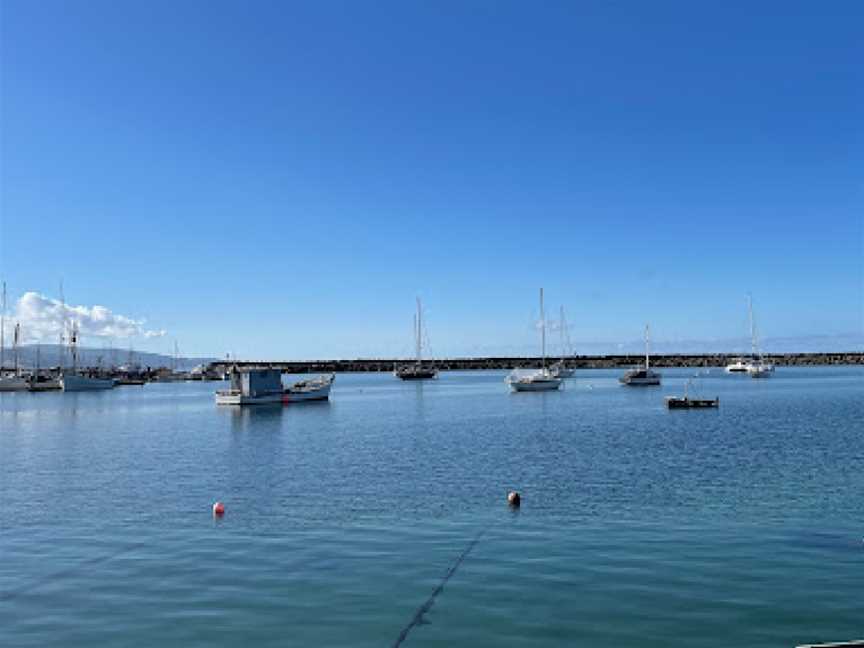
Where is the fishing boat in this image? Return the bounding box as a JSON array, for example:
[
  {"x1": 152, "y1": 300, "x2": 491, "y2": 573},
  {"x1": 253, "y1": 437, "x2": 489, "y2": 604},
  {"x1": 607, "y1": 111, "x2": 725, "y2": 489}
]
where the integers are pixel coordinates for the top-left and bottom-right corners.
[
  {"x1": 60, "y1": 321, "x2": 115, "y2": 391},
  {"x1": 549, "y1": 305, "x2": 575, "y2": 379},
  {"x1": 507, "y1": 289, "x2": 562, "y2": 392},
  {"x1": 215, "y1": 368, "x2": 334, "y2": 405},
  {"x1": 395, "y1": 298, "x2": 438, "y2": 380},
  {"x1": 666, "y1": 378, "x2": 719, "y2": 409},
  {"x1": 744, "y1": 295, "x2": 774, "y2": 378},
  {"x1": 619, "y1": 325, "x2": 662, "y2": 386}
]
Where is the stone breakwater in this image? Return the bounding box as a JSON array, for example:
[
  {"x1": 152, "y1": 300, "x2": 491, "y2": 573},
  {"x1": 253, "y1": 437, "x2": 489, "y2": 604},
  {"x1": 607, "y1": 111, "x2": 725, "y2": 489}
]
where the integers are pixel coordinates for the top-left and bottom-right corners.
[{"x1": 209, "y1": 352, "x2": 863, "y2": 374}]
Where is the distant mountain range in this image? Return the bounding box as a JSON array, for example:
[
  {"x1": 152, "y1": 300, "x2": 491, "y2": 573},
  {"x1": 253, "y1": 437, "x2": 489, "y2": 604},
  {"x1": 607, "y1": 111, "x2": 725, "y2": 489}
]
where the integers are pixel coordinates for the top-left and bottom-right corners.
[{"x1": 4, "y1": 344, "x2": 218, "y2": 370}]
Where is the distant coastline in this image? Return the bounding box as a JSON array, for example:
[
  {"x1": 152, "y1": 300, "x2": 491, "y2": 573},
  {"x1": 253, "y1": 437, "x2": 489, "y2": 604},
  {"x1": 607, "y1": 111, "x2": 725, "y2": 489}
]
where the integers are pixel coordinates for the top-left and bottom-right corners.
[{"x1": 211, "y1": 352, "x2": 863, "y2": 374}]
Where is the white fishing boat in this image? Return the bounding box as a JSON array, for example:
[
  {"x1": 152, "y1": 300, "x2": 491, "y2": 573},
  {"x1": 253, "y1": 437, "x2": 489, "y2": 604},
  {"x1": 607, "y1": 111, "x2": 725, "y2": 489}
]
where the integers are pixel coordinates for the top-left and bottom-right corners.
[
  {"x1": 744, "y1": 295, "x2": 774, "y2": 378},
  {"x1": 216, "y1": 368, "x2": 334, "y2": 405},
  {"x1": 619, "y1": 325, "x2": 662, "y2": 386},
  {"x1": 549, "y1": 305, "x2": 575, "y2": 379},
  {"x1": 507, "y1": 289, "x2": 562, "y2": 392},
  {"x1": 60, "y1": 321, "x2": 115, "y2": 392},
  {"x1": 395, "y1": 298, "x2": 438, "y2": 380}
]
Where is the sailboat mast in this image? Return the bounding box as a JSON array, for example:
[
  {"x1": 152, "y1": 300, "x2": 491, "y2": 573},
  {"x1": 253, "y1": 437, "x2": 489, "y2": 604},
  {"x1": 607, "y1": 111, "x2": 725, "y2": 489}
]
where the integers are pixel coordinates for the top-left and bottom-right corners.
[
  {"x1": 415, "y1": 297, "x2": 422, "y2": 363},
  {"x1": 644, "y1": 324, "x2": 650, "y2": 370},
  {"x1": 0, "y1": 281, "x2": 5, "y2": 372},
  {"x1": 14, "y1": 322, "x2": 20, "y2": 377},
  {"x1": 59, "y1": 281, "x2": 66, "y2": 369},
  {"x1": 540, "y1": 288, "x2": 546, "y2": 369},
  {"x1": 748, "y1": 294, "x2": 757, "y2": 358}
]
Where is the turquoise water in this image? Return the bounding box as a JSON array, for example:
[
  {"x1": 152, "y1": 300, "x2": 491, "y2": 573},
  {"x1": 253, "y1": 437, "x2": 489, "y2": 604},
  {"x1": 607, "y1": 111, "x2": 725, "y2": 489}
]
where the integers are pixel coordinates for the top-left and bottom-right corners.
[{"x1": 1, "y1": 367, "x2": 862, "y2": 647}]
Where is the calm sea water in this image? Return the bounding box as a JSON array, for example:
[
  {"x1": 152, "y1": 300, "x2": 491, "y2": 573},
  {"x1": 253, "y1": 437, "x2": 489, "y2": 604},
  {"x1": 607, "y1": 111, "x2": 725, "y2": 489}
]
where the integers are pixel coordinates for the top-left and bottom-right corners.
[{"x1": 1, "y1": 367, "x2": 862, "y2": 647}]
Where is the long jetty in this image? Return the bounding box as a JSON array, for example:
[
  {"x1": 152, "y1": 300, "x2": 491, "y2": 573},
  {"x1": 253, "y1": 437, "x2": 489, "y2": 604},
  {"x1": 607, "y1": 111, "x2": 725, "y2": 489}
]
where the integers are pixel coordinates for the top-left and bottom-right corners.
[{"x1": 208, "y1": 352, "x2": 863, "y2": 374}]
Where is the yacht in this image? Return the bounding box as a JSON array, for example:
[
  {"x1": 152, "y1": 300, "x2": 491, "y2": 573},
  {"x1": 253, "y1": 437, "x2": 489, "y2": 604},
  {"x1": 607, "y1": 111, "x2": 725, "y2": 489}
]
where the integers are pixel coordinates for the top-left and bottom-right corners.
[
  {"x1": 507, "y1": 289, "x2": 562, "y2": 392},
  {"x1": 216, "y1": 368, "x2": 334, "y2": 405},
  {"x1": 619, "y1": 325, "x2": 662, "y2": 386},
  {"x1": 744, "y1": 295, "x2": 774, "y2": 378},
  {"x1": 549, "y1": 306, "x2": 575, "y2": 379},
  {"x1": 395, "y1": 298, "x2": 438, "y2": 380},
  {"x1": 725, "y1": 357, "x2": 749, "y2": 373}
]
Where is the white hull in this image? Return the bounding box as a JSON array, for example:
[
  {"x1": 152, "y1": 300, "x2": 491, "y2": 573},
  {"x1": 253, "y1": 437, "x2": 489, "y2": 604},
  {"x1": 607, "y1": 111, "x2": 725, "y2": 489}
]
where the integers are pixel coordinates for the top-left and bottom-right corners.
[
  {"x1": 506, "y1": 369, "x2": 562, "y2": 392},
  {"x1": 216, "y1": 376, "x2": 333, "y2": 405},
  {"x1": 550, "y1": 364, "x2": 575, "y2": 378},
  {"x1": 725, "y1": 361, "x2": 749, "y2": 373},
  {"x1": 509, "y1": 378, "x2": 562, "y2": 392},
  {"x1": 60, "y1": 374, "x2": 115, "y2": 391},
  {"x1": 747, "y1": 363, "x2": 774, "y2": 378},
  {"x1": 0, "y1": 377, "x2": 29, "y2": 392}
]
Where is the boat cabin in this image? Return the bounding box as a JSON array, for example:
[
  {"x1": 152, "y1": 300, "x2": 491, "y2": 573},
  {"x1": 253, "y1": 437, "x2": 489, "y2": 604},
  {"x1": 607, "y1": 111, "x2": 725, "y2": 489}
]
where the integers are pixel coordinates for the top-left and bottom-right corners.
[{"x1": 228, "y1": 368, "x2": 283, "y2": 397}]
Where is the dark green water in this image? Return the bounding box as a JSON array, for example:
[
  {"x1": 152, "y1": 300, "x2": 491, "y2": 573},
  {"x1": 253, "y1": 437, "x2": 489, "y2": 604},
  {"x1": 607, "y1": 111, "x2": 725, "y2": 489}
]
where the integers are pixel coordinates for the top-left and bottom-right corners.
[{"x1": 1, "y1": 367, "x2": 862, "y2": 646}]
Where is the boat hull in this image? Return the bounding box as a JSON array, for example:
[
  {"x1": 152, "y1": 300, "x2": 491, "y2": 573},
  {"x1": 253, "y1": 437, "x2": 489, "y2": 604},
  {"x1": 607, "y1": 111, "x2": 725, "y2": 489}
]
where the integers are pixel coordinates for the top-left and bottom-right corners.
[
  {"x1": 666, "y1": 397, "x2": 719, "y2": 409},
  {"x1": 0, "y1": 377, "x2": 29, "y2": 392},
  {"x1": 508, "y1": 378, "x2": 563, "y2": 392},
  {"x1": 28, "y1": 380, "x2": 61, "y2": 392},
  {"x1": 60, "y1": 374, "x2": 115, "y2": 391},
  {"x1": 619, "y1": 375, "x2": 661, "y2": 386},
  {"x1": 216, "y1": 379, "x2": 333, "y2": 405},
  {"x1": 551, "y1": 367, "x2": 575, "y2": 378}
]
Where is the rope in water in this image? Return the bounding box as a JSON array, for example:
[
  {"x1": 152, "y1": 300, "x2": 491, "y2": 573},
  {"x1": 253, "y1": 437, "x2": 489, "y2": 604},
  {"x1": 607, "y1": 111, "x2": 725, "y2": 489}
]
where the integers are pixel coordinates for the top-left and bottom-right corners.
[{"x1": 391, "y1": 527, "x2": 487, "y2": 647}]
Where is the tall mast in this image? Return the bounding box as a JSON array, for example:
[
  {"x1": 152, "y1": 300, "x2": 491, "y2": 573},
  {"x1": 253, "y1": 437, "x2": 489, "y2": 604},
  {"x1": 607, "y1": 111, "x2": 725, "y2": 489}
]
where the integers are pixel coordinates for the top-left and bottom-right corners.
[
  {"x1": 540, "y1": 288, "x2": 546, "y2": 369},
  {"x1": 748, "y1": 294, "x2": 757, "y2": 359},
  {"x1": 13, "y1": 322, "x2": 20, "y2": 377},
  {"x1": 70, "y1": 321, "x2": 78, "y2": 372},
  {"x1": 415, "y1": 297, "x2": 422, "y2": 363},
  {"x1": 59, "y1": 281, "x2": 66, "y2": 369},
  {"x1": 644, "y1": 324, "x2": 650, "y2": 370},
  {"x1": 1, "y1": 281, "x2": 5, "y2": 372}
]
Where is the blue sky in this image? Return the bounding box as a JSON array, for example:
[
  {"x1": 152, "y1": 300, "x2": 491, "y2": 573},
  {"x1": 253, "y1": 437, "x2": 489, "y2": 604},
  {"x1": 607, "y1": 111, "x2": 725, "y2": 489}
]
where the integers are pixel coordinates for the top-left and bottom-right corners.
[{"x1": 1, "y1": 0, "x2": 861, "y2": 359}]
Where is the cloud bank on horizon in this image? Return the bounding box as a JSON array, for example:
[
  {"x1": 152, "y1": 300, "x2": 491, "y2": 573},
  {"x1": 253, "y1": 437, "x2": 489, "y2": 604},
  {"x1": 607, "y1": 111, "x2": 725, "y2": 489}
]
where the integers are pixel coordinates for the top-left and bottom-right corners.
[{"x1": 9, "y1": 292, "x2": 166, "y2": 343}]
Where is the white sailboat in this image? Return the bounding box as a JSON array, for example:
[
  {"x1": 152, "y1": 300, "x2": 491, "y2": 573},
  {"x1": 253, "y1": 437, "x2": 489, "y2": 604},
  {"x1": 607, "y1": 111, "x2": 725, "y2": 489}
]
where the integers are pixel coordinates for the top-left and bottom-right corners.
[
  {"x1": 395, "y1": 297, "x2": 437, "y2": 380},
  {"x1": 619, "y1": 324, "x2": 662, "y2": 386},
  {"x1": 745, "y1": 295, "x2": 774, "y2": 378},
  {"x1": 60, "y1": 320, "x2": 115, "y2": 391},
  {"x1": 507, "y1": 288, "x2": 563, "y2": 392},
  {"x1": 549, "y1": 305, "x2": 575, "y2": 379}
]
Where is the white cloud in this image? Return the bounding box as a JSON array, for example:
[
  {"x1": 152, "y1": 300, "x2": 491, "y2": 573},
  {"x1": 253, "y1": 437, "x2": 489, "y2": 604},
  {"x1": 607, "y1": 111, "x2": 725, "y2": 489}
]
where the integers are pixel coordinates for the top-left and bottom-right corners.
[{"x1": 9, "y1": 292, "x2": 166, "y2": 343}]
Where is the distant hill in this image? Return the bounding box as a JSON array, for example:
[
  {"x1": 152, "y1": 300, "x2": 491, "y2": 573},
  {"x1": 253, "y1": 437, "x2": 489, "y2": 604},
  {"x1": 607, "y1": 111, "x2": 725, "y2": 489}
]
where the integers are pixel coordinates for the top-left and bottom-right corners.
[{"x1": 3, "y1": 344, "x2": 218, "y2": 371}]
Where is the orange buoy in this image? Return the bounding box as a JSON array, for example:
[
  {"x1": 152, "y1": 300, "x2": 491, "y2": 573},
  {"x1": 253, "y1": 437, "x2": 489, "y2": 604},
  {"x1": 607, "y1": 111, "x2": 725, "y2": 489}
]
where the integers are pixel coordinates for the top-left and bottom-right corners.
[
  {"x1": 507, "y1": 491, "x2": 521, "y2": 507},
  {"x1": 213, "y1": 501, "x2": 225, "y2": 517}
]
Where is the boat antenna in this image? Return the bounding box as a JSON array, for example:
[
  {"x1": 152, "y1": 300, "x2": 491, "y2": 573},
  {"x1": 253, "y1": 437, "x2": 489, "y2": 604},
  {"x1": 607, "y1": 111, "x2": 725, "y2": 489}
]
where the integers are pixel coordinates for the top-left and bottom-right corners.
[
  {"x1": 415, "y1": 297, "x2": 422, "y2": 364},
  {"x1": 748, "y1": 293, "x2": 758, "y2": 359}
]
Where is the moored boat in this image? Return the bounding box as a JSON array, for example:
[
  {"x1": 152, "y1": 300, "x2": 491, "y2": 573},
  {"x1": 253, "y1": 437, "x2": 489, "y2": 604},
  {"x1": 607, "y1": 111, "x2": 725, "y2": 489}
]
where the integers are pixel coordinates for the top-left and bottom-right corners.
[
  {"x1": 507, "y1": 289, "x2": 562, "y2": 392},
  {"x1": 216, "y1": 368, "x2": 334, "y2": 405},
  {"x1": 395, "y1": 298, "x2": 438, "y2": 380},
  {"x1": 620, "y1": 325, "x2": 662, "y2": 386},
  {"x1": 725, "y1": 357, "x2": 749, "y2": 373},
  {"x1": 666, "y1": 379, "x2": 719, "y2": 409}
]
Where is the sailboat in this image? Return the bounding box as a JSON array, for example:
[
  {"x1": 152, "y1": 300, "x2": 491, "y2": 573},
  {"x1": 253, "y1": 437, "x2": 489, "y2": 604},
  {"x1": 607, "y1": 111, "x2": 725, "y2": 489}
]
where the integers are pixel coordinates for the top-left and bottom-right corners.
[
  {"x1": 60, "y1": 321, "x2": 115, "y2": 391},
  {"x1": 506, "y1": 289, "x2": 563, "y2": 392},
  {"x1": 395, "y1": 298, "x2": 438, "y2": 380},
  {"x1": 0, "y1": 312, "x2": 29, "y2": 392},
  {"x1": 745, "y1": 295, "x2": 774, "y2": 378},
  {"x1": 619, "y1": 324, "x2": 662, "y2": 386},
  {"x1": 549, "y1": 305, "x2": 575, "y2": 379}
]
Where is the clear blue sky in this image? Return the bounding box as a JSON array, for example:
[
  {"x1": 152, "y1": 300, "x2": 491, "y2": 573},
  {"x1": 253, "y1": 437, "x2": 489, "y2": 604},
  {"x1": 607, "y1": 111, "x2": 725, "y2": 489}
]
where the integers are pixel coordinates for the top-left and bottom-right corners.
[{"x1": 1, "y1": 0, "x2": 861, "y2": 359}]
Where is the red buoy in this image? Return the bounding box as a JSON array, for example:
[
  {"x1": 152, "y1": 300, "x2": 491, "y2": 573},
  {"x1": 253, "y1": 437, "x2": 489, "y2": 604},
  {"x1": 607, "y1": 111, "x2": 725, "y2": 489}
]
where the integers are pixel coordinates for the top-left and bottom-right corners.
[{"x1": 213, "y1": 501, "x2": 225, "y2": 517}]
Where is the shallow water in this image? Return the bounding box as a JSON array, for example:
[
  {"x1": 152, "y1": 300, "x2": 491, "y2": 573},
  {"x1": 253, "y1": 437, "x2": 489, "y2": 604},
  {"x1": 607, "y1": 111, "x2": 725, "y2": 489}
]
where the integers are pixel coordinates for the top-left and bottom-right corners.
[{"x1": 1, "y1": 367, "x2": 862, "y2": 646}]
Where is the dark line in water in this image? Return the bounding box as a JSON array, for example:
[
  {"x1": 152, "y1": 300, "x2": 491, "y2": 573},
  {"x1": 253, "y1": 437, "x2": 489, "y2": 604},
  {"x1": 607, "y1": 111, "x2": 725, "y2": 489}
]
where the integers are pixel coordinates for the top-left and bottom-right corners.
[
  {"x1": 391, "y1": 528, "x2": 486, "y2": 648},
  {"x1": 0, "y1": 541, "x2": 146, "y2": 603}
]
